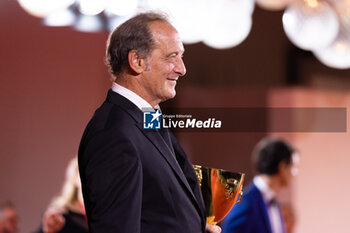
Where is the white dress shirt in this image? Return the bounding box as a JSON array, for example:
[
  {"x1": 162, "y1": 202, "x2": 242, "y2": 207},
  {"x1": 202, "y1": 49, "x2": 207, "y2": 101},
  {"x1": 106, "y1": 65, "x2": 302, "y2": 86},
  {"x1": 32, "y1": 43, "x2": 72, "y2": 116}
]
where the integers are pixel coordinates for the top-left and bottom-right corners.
[
  {"x1": 253, "y1": 176, "x2": 284, "y2": 233},
  {"x1": 111, "y1": 82, "x2": 155, "y2": 111}
]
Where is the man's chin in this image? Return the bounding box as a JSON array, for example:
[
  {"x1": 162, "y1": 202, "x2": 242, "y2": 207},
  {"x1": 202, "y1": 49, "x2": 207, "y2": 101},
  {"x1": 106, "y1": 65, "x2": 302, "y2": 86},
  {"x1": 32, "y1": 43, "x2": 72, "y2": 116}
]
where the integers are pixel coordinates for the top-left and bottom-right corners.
[
  {"x1": 161, "y1": 91, "x2": 176, "y2": 102},
  {"x1": 169, "y1": 90, "x2": 176, "y2": 99}
]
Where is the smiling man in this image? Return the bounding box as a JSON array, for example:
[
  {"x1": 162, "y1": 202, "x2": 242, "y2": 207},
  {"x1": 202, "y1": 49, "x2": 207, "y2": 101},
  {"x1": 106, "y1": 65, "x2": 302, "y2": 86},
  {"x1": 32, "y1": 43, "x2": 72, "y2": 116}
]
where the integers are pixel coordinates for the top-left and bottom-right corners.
[{"x1": 78, "y1": 12, "x2": 220, "y2": 233}]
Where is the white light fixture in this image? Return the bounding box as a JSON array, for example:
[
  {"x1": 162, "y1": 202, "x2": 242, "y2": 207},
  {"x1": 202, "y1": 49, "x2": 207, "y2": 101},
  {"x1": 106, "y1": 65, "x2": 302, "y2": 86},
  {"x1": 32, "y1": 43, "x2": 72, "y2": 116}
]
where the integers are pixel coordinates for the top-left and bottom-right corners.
[
  {"x1": 18, "y1": 0, "x2": 75, "y2": 18},
  {"x1": 147, "y1": 0, "x2": 205, "y2": 44},
  {"x1": 171, "y1": 0, "x2": 210, "y2": 44},
  {"x1": 43, "y1": 8, "x2": 76, "y2": 27},
  {"x1": 107, "y1": 14, "x2": 130, "y2": 31},
  {"x1": 203, "y1": 15, "x2": 252, "y2": 49},
  {"x1": 78, "y1": 0, "x2": 105, "y2": 16},
  {"x1": 148, "y1": 0, "x2": 254, "y2": 48},
  {"x1": 313, "y1": 33, "x2": 350, "y2": 69},
  {"x1": 235, "y1": 0, "x2": 255, "y2": 14},
  {"x1": 282, "y1": 0, "x2": 339, "y2": 51},
  {"x1": 105, "y1": 0, "x2": 138, "y2": 16},
  {"x1": 74, "y1": 14, "x2": 104, "y2": 32},
  {"x1": 333, "y1": 0, "x2": 350, "y2": 35},
  {"x1": 203, "y1": 0, "x2": 253, "y2": 49},
  {"x1": 15, "y1": 0, "x2": 350, "y2": 70},
  {"x1": 255, "y1": 0, "x2": 291, "y2": 11}
]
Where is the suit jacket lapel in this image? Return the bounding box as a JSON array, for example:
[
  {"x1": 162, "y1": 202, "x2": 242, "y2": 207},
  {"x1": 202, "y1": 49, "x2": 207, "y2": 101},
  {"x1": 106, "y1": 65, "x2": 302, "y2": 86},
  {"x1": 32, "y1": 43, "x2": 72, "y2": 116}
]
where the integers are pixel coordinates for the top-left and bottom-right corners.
[{"x1": 170, "y1": 132, "x2": 206, "y2": 220}]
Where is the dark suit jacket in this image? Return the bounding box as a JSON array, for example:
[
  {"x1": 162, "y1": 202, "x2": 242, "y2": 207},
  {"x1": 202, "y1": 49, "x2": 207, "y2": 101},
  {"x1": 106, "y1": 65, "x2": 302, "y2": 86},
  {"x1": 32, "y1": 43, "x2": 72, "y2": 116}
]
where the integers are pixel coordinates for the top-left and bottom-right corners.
[
  {"x1": 221, "y1": 182, "x2": 272, "y2": 233},
  {"x1": 78, "y1": 90, "x2": 206, "y2": 233}
]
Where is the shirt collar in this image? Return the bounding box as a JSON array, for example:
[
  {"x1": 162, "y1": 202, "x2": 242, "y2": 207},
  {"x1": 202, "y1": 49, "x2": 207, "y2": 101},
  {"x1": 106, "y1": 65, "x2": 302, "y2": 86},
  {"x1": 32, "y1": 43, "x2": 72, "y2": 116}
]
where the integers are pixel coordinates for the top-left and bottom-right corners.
[
  {"x1": 253, "y1": 176, "x2": 276, "y2": 204},
  {"x1": 112, "y1": 82, "x2": 159, "y2": 111}
]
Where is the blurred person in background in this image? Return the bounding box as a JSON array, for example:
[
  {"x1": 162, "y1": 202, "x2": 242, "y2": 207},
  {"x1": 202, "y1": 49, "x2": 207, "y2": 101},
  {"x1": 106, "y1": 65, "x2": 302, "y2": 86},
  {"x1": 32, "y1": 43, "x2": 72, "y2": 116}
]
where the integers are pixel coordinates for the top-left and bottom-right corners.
[
  {"x1": 35, "y1": 157, "x2": 87, "y2": 233},
  {"x1": 222, "y1": 137, "x2": 299, "y2": 233},
  {"x1": 0, "y1": 202, "x2": 19, "y2": 233}
]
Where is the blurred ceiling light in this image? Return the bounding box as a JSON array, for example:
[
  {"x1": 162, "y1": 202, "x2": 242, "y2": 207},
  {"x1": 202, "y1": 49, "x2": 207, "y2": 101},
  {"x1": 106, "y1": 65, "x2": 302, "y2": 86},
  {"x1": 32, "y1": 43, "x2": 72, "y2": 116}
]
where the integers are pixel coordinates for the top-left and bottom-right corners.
[
  {"x1": 43, "y1": 8, "x2": 76, "y2": 27},
  {"x1": 333, "y1": 0, "x2": 350, "y2": 35},
  {"x1": 313, "y1": 33, "x2": 350, "y2": 69},
  {"x1": 106, "y1": 14, "x2": 129, "y2": 31},
  {"x1": 203, "y1": 15, "x2": 252, "y2": 49},
  {"x1": 148, "y1": 0, "x2": 254, "y2": 48},
  {"x1": 282, "y1": 0, "x2": 339, "y2": 51},
  {"x1": 78, "y1": 0, "x2": 105, "y2": 16},
  {"x1": 15, "y1": 0, "x2": 350, "y2": 70},
  {"x1": 148, "y1": 0, "x2": 209, "y2": 44},
  {"x1": 203, "y1": 0, "x2": 253, "y2": 49},
  {"x1": 305, "y1": 0, "x2": 318, "y2": 8},
  {"x1": 150, "y1": 0, "x2": 211, "y2": 44},
  {"x1": 74, "y1": 14, "x2": 104, "y2": 32},
  {"x1": 232, "y1": 0, "x2": 255, "y2": 14},
  {"x1": 147, "y1": 0, "x2": 201, "y2": 44},
  {"x1": 105, "y1": 0, "x2": 138, "y2": 16},
  {"x1": 18, "y1": 0, "x2": 75, "y2": 18},
  {"x1": 255, "y1": 0, "x2": 291, "y2": 11},
  {"x1": 148, "y1": 0, "x2": 254, "y2": 46}
]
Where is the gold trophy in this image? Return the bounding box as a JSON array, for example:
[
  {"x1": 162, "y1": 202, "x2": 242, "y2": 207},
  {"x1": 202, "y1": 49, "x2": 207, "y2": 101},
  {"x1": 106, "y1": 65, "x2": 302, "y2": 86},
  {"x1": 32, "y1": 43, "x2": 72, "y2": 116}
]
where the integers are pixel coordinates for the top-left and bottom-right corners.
[{"x1": 193, "y1": 165, "x2": 245, "y2": 225}]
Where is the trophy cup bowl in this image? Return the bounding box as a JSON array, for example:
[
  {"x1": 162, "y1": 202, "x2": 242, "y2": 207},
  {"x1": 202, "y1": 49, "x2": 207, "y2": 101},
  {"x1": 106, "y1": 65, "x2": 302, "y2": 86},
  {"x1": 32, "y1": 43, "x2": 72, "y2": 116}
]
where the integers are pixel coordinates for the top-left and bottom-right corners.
[{"x1": 193, "y1": 165, "x2": 245, "y2": 225}]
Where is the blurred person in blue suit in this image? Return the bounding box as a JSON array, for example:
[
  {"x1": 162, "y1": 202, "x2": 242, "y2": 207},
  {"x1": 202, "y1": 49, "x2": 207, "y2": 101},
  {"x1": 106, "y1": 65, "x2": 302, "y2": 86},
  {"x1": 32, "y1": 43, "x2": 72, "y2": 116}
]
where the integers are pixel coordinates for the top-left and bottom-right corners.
[{"x1": 222, "y1": 137, "x2": 299, "y2": 233}]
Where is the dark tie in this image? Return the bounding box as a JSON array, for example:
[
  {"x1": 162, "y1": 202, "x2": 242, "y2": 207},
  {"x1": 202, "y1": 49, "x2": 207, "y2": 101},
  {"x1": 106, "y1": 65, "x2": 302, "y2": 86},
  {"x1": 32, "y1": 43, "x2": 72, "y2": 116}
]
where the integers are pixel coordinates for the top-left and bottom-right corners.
[
  {"x1": 269, "y1": 197, "x2": 278, "y2": 206},
  {"x1": 158, "y1": 128, "x2": 175, "y2": 156}
]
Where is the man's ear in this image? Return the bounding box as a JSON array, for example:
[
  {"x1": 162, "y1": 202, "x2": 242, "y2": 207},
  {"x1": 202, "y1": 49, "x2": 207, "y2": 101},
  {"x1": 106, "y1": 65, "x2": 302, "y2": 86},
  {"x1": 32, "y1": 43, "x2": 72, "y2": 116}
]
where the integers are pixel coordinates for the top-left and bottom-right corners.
[
  {"x1": 128, "y1": 50, "x2": 147, "y2": 74},
  {"x1": 278, "y1": 161, "x2": 288, "y2": 175}
]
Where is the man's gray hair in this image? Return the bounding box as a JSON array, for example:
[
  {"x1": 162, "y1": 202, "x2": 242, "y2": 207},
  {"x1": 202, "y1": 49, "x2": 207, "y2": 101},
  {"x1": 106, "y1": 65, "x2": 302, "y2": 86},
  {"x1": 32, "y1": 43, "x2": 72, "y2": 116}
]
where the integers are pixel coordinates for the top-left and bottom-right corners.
[{"x1": 106, "y1": 12, "x2": 170, "y2": 79}]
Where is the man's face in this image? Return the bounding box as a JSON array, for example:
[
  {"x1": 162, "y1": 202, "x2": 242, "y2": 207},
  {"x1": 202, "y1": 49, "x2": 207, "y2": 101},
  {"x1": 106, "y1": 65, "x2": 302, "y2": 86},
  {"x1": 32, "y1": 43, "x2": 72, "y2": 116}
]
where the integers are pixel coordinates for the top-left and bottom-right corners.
[
  {"x1": 280, "y1": 152, "x2": 300, "y2": 186},
  {"x1": 140, "y1": 21, "x2": 186, "y2": 107},
  {"x1": 0, "y1": 207, "x2": 18, "y2": 233}
]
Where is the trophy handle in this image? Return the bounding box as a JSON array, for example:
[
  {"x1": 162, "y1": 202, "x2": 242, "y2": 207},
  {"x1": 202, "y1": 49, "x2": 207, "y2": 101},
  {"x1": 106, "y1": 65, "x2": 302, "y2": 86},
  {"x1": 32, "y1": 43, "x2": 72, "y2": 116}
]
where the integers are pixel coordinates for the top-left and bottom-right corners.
[{"x1": 235, "y1": 190, "x2": 243, "y2": 204}]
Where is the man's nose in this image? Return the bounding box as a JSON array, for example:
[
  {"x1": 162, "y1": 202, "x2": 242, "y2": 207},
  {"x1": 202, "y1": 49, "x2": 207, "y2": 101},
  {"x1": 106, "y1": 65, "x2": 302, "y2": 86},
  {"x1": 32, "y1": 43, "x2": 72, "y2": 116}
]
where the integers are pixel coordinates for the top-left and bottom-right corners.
[{"x1": 174, "y1": 58, "x2": 186, "y2": 76}]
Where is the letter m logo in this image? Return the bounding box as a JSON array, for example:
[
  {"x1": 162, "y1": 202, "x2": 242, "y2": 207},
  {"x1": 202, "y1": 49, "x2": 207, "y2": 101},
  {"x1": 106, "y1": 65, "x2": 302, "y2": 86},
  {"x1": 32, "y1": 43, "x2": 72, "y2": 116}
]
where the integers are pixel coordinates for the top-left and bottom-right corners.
[{"x1": 143, "y1": 110, "x2": 161, "y2": 129}]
